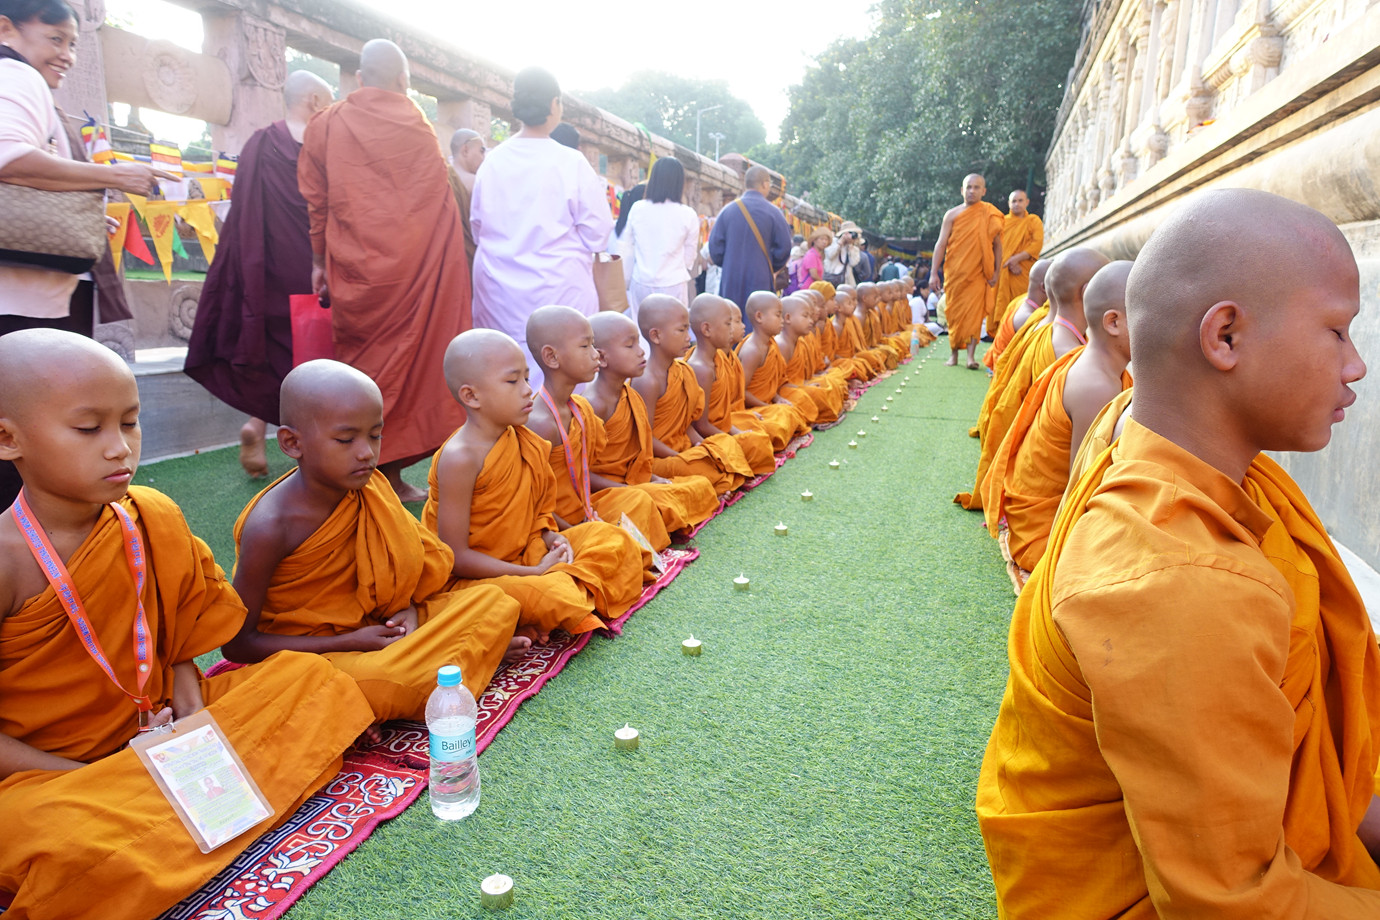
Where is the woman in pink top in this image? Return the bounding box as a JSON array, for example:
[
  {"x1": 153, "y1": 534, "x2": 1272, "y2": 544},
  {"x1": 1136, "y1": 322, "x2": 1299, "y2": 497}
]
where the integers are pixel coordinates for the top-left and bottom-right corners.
[{"x1": 796, "y1": 227, "x2": 830, "y2": 289}]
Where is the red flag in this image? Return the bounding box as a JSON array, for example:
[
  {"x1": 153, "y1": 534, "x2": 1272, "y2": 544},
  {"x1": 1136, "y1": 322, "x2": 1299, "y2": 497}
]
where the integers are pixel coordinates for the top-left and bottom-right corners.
[{"x1": 123, "y1": 215, "x2": 155, "y2": 265}]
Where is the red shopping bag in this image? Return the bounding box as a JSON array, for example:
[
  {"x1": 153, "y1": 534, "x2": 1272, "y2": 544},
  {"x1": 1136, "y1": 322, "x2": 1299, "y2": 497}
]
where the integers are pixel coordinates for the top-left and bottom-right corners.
[{"x1": 290, "y1": 294, "x2": 334, "y2": 366}]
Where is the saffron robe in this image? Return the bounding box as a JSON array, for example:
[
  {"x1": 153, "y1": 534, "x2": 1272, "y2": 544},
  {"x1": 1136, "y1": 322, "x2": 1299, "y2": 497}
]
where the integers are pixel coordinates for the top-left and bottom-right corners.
[
  {"x1": 185, "y1": 120, "x2": 307, "y2": 425},
  {"x1": 984, "y1": 293, "x2": 1034, "y2": 371},
  {"x1": 234, "y1": 470, "x2": 521, "y2": 705},
  {"x1": 781, "y1": 337, "x2": 843, "y2": 424},
  {"x1": 0, "y1": 487, "x2": 373, "y2": 920},
  {"x1": 705, "y1": 349, "x2": 798, "y2": 462},
  {"x1": 738, "y1": 337, "x2": 821, "y2": 426},
  {"x1": 990, "y1": 213, "x2": 1043, "y2": 332},
  {"x1": 422, "y1": 426, "x2": 648, "y2": 635},
  {"x1": 829, "y1": 315, "x2": 878, "y2": 380},
  {"x1": 298, "y1": 87, "x2": 469, "y2": 464},
  {"x1": 549, "y1": 395, "x2": 671, "y2": 552},
  {"x1": 1065, "y1": 387, "x2": 1134, "y2": 494},
  {"x1": 978, "y1": 421, "x2": 1380, "y2": 918},
  {"x1": 845, "y1": 315, "x2": 888, "y2": 375},
  {"x1": 591, "y1": 382, "x2": 719, "y2": 532},
  {"x1": 942, "y1": 201, "x2": 1003, "y2": 348},
  {"x1": 650, "y1": 359, "x2": 754, "y2": 491}
]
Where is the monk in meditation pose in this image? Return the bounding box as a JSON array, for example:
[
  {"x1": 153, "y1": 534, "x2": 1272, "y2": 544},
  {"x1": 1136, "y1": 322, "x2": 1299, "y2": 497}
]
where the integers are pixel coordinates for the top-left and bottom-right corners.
[
  {"x1": 929, "y1": 173, "x2": 1003, "y2": 368},
  {"x1": 523, "y1": 305, "x2": 670, "y2": 551},
  {"x1": 585, "y1": 311, "x2": 720, "y2": 531},
  {"x1": 957, "y1": 247, "x2": 1107, "y2": 510},
  {"x1": 983, "y1": 258, "x2": 1050, "y2": 372},
  {"x1": 777, "y1": 294, "x2": 843, "y2": 424},
  {"x1": 829, "y1": 285, "x2": 879, "y2": 380},
  {"x1": 686, "y1": 293, "x2": 793, "y2": 466},
  {"x1": 424, "y1": 330, "x2": 648, "y2": 642},
  {"x1": 299, "y1": 38, "x2": 471, "y2": 502},
  {"x1": 854, "y1": 283, "x2": 900, "y2": 370},
  {"x1": 0, "y1": 330, "x2": 373, "y2": 920},
  {"x1": 226, "y1": 360, "x2": 524, "y2": 704},
  {"x1": 633, "y1": 295, "x2": 754, "y2": 492},
  {"x1": 980, "y1": 261, "x2": 1133, "y2": 584},
  {"x1": 990, "y1": 189, "x2": 1044, "y2": 335},
  {"x1": 978, "y1": 189, "x2": 1380, "y2": 917},
  {"x1": 738, "y1": 291, "x2": 824, "y2": 428}
]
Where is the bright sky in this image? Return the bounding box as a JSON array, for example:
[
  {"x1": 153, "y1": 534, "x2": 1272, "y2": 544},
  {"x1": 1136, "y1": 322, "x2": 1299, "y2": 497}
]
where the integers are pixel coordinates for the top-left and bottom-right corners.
[{"x1": 107, "y1": 0, "x2": 878, "y2": 145}]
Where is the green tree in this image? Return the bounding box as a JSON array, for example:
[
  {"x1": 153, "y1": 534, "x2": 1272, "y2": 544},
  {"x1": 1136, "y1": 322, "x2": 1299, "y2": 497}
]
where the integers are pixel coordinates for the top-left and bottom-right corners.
[
  {"x1": 580, "y1": 72, "x2": 766, "y2": 159},
  {"x1": 777, "y1": 0, "x2": 1082, "y2": 239}
]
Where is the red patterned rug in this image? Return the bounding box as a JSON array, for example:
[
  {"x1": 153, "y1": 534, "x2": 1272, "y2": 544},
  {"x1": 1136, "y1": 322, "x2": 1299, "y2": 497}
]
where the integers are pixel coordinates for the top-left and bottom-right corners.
[{"x1": 165, "y1": 547, "x2": 698, "y2": 920}]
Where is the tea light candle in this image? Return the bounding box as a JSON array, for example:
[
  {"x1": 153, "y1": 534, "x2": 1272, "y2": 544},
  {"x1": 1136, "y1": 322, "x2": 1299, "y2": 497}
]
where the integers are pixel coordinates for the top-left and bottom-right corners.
[
  {"x1": 614, "y1": 724, "x2": 640, "y2": 751},
  {"x1": 871, "y1": 415, "x2": 879, "y2": 423},
  {"x1": 857, "y1": 430, "x2": 867, "y2": 438},
  {"x1": 480, "y1": 874, "x2": 514, "y2": 910},
  {"x1": 682, "y1": 635, "x2": 702, "y2": 656},
  {"x1": 848, "y1": 440, "x2": 858, "y2": 449},
  {"x1": 894, "y1": 388, "x2": 902, "y2": 394},
  {"x1": 885, "y1": 396, "x2": 893, "y2": 402},
  {"x1": 801, "y1": 489, "x2": 814, "y2": 501},
  {"x1": 734, "y1": 573, "x2": 750, "y2": 590},
  {"x1": 881, "y1": 405, "x2": 890, "y2": 413},
  {"x1": 829, "y1": 459, "x2": 841, "y2": 469},
  {"x1": 774, "y1": 521, "x2": 788, "y2": 536}
]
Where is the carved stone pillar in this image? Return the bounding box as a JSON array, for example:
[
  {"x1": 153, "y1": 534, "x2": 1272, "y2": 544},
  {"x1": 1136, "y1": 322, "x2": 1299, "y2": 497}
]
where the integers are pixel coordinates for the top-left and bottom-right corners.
[
  {"x1": 435, "y1": 97, "x2": 492, "y2": 141},
  {"x1": 577, "y1": 141, "x2": 601, "y2": 174},
  {"x1": 203, "y1": 11, "x2": 287, "y2": 155}
]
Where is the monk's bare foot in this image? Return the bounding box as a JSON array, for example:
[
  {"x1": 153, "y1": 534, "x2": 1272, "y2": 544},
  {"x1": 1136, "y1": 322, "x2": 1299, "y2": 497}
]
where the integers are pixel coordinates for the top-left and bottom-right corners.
[
  {"x1": 944, "y1": 353, "x2": 959, "y2": 366},
  {"x1": 967, "y1": 360, "x2": 980, "y2": 370},
  {"x1": 358, "y1": 725, "x2": 384, "y2": 746},
  {"x1": 503, "y1": 636, "x2": 533, "y2": 663},
  {"x1": 393, "y1": 481, "x2": 428, "y2": 503},
  {"x1": 239, "y1": 420, "x2": 268, "y2": 478}
]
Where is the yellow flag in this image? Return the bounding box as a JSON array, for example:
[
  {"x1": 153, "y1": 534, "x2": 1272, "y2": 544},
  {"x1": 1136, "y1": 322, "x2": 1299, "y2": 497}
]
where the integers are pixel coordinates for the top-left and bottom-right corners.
[
  {"x1": 105, "y1": 202, "x2": 131, "y2": 275},
  {"x1": 196, "y1": 177, "x2": 229, "y2": 201},
  {"x1": 124, "y1": 193, "x2": 147, "y2": 222},
  {"x1": 178, "y1": 200, "x2": 218, "y2": 264},
  {"x1": 143, "y1": 200, "x2": 178, "y2": 283}
]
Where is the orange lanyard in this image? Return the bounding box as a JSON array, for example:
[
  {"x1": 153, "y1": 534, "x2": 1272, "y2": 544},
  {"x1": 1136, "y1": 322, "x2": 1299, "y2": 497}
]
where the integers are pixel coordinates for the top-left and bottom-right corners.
[
  {"x1": 538, "y1": 387, "x2": 595, "y2": 521},
  {"x1": 12, "y1": 491, "x2": 156, "y2": 728}
]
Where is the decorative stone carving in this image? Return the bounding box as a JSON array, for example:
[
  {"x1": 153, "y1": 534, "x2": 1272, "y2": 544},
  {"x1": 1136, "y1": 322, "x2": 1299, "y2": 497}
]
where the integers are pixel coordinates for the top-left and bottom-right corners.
[
  {"x1": 96, "y1": 320, "x2": 135, "y2": 361},
  {"x1": 143, "y1": 41, "x2": 197, "y2": 115},
  {"x1": 1184, "y1": 78, "x2": 1215, "y2": 125},
  {"x1": 241, "y1": 18, "x2": 286, "y2": 91},
  {"x1": 102, "y1": 27, "x2": 232, "y2": 124},
  {"x1": 167, "y1": 286, "x2": 199, "y2": 342},
  {"x1": 1117, "y1": 145, "x2": 1139, "y2": 186}
]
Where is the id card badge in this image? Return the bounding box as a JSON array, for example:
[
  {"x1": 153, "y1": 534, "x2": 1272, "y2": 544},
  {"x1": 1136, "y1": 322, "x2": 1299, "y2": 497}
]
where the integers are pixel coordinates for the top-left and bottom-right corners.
[
  {"x1": 618, "y1": 512, "x2": 667, "y2": 576},
  {"x1": 131, "y1": 710, "x2": 273, "y2": 853}
]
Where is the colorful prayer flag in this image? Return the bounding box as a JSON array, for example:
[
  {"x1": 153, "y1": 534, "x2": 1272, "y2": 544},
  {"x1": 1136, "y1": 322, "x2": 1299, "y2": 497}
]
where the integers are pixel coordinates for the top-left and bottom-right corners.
[
  {"x1": 105, "y1": 202, "x2": 131, "y2": 274},
  {"x1": 80, "y1": 114, "x2": 114, "y2": 164},
  {"x1": 143, "y1": 200, "x2": 179, "y2": 282},
  {"x1": 149, "y1": 141, "x2": 182, "y2": 177},
  {"x1": 123, "y1": 213, "x2": 155, "y2": 267},
  {"x1": 177, "y1": 200, "x2": 219, "y2": 264}
]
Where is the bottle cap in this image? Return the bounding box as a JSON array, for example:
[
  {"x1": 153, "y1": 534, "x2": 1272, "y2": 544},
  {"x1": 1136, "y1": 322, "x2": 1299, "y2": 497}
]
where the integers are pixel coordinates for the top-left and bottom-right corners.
[{"x1": 437, "y1": 664, "x2": 463, "y2": 687}]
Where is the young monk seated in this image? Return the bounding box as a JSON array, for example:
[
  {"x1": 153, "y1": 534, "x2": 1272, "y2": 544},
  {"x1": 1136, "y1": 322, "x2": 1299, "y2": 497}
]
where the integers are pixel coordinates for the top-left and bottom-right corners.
[
  {"x1": 856, "y1": 283, "x2": 902, "y2": 369},
  {"x1": 584, "y1": 311, "x2": 720, "y2": 530},
  {"x1": 523, "y1": 305, "x2": 671, "y2": 552},
  {"x1": 957, "y1": 247, "x2": 1107, "y2": 510},
  {"x1": 799, "y1": 289, "x2": 856, "y2": 398},
  {"x1": 984, "y1": 258, "x2": 1050, "y2": 371},
  {"x1": 979, "y1": 261, "x2": 1134, "y2": 586},
  {"x1": 898, "y1": 277, "x2": 937, "y2": 348},
  {"x1": 632, "y1": 294, "x2": 755, "y2": 492},
  {"x1": 738, "y1": 291, "x2": 828, "y2": 428},
  {"x1": 828, "y1": 285, "x2": 879, "y2": 380},
  {"x1": 226, "y1": 360, "x2": 524, "y2": 705},
  {"x1": 0, "y1": 330, "x2": 374, "y2": 920},
  {"x1": 978, "y1": 189, "x2": 1380, "y2": 917},
  {"x1": 777, "y1": 294, "x2": 844, "y2": 424},
  {"x1": 686, "y1": 293, "x2": 800, "y2": 462},
  {"x1": 423, "y1": 329, "x2": 649, "y2": 643}
]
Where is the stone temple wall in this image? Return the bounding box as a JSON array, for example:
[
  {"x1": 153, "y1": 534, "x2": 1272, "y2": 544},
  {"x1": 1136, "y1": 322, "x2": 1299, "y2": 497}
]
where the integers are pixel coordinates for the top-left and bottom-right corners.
[{"x1": 1044, "y1": 0, "x2": 1380, "y2": 568}]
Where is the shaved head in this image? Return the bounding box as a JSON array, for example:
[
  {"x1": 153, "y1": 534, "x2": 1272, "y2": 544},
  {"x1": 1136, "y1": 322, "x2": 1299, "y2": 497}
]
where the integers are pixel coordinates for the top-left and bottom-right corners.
[
  {"x1": 589, "y1": 310, "x2": 638, "y2": 349},
  {"x1": 444, "y1": 328, "x2": 526, "y2": 394},
  {"x1": 690, "y1": 292, "x2": 734, "y2": 327},
  {"x1": 1083, "y1": 261, "x2": 1133, "y2": 339},
  {"x1": 279, "y1": 360, "x2": 381, "y2": 430},
  {"x1": 358, "y1": 39, "x2": 408, "y2": 92},
  {"x1": 1046, "y1": 247, "x2": 1109, "y2": 319},
  {"x1": 284, "y1": 70, "x2": 332, "y2": 112},
  {"x1": 744, "y1": 165, "x2": 771, "y2": 193},
  {"x1": 1027, "y1": 258, "x2": 1052, "y2": 304},
  {"x1": 449, "y1": 127, "x2": 480, "y2": 157},
  {"x1": 781, "y1": 295, "x2": 810, "y2": 319},
  {"x1": 744, "y1": 290, "x2": 779, "y2": 319},
  {"x1": 526, "y1": 305, "x2": 592, "y2": 369},
  {"x1": 636, "y1": 294, "x2": 688, "y2": 339},
  {"x1": 0, "y1": 329, "x2": 129, "y2": 421}
]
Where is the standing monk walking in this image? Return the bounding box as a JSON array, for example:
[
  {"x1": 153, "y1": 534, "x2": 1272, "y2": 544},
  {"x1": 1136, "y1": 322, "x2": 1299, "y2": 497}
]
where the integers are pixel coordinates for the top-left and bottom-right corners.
[
  {"x1": 990, "y1": 189, "x2": 1043, "y2": 336},
  {"x1": 298, "y1": 39, "x2": 469, "y2": 502},
  {"x1": 185, "y1": 70, "x2": 334, "y2": 478},
  {"x1": 929, "y1": 174, "x2": 1003, "y2": 369}
]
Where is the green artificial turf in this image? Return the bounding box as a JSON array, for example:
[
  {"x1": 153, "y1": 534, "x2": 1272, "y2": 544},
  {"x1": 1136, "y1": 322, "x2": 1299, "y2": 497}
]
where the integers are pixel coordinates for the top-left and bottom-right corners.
[{"x1": 138, "y1": 346, "x2": 1015, "y2": 919}]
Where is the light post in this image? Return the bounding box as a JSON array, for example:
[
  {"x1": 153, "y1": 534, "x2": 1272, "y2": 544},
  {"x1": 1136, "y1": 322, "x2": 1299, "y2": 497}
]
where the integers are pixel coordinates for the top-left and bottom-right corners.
[
  {"x1": 695, "y1": 104, "x2": 723, "y2": 156},
  {"x1": 708, "y1": 131, "x2": 726, "y2": 160}
]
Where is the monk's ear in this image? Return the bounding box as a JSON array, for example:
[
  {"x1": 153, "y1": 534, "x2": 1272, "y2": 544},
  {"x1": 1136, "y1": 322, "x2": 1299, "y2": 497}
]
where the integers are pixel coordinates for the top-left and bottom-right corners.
[
  {"x1": 1200, "y1": 301, "x2": 1242, "y2": 371},
  {"x1": 1102, "y1": 309, "x2": 1125, "y2": 339},
  {"x1": 455, "y1": 383, "x2": 482, "y2": 410},
  {"x1": 540, "y1": 343, "x2": 560, "y2": 370},
  {"x1": 647, "y1": 327, "x2": 662, "y2": 346},
  {"x1": 594, "y1": 346, "x2": 608, "y2": 370},
  {"x1": 0, "y1": 417, "x2": 21, "y2": 462},
  {"x1": 277, "y1": 425, "x2": 305, "y2": 460}
]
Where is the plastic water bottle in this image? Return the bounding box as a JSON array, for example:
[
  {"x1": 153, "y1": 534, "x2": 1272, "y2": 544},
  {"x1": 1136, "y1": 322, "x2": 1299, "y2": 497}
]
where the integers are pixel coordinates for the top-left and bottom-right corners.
[
  {"x1": 426, "y1": 664, "x2": 480, "y2": 819},
  {"x1": 911, "y1": 328, "x2": 921, "y2": 356}
]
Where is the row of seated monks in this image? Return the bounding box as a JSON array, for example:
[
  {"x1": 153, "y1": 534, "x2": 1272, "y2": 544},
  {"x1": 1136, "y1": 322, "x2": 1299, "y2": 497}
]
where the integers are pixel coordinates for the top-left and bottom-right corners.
[
  {"x1": 966, "y1": 189, "x2": 1380, "y2": 914},
  {"x1": 0, "y1": 275, "x2": 928, "y2": 917}
]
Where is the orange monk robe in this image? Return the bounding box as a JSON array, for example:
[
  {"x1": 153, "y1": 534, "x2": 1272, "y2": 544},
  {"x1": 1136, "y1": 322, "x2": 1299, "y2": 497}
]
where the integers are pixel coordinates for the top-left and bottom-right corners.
[
  {"x1": 298, "y1": 87, "x2": 469, "y2": 464},
  {"x1": 844, "y1": 315, "x2": 888, "y2": 375},
  {"x1": 651, "y1": 359, "x2": 755, "y2": 491},
  {"x1": 983, "y1": 292, "x2": 1031, "y2": 370},
  {"x1": 782, "y1": 339, "x2": 843, "y2": 424},
  {"x1": 548, "y1": 395, "x2": 671, "y2": 552},
  {"x1": 990, "y1": 212, "x2": 1043, "y2": 333},
  {"x1": 0, "y1": 487, "x2": 374, "y2": 920},
  {"x1": 969, "y1": 303, "x2": 1050, "y2": 440},
  {"x1": 234, "y1": 470, "x2": 521, "y2": 705},
  {"x1": 1065, "y1": 387, "x2": 1133, "y2": 494},
  {"x1": 956, "y1": 318, "x2": 1057, "y2": 510},
  {"x1": 828, "y1": 317, "x2": 877, "y2": 380},
  {"x1": 801, "y1": 333, "x2": 853, "y2": 399},
  {"x1": 590, "y1": 381, "x2": 719, "y2": 532},
  {"x1": 942, "y1": 201, "x2": 1004, "y2": 348},
  {"x1": 707, "y1": 348, "x2": 801, "y2": 460},
  {"x1": 977, "y1": 421, "x2": 1380, "y2": 918},
  {"x1": 980, "y1": 349, "x2": 1132, "y2": 573},
  {"x1": 422, "y1": 426, "x2": 648, "y2": 635},
  {"x1": 740, "y1": 338, "x2": 820, "y2": 426}
]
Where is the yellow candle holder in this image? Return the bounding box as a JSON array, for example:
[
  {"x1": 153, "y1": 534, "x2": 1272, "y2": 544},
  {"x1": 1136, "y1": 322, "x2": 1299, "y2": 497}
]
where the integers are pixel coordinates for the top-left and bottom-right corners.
[
  {"x1": 857, "y1": 430, "x2": 867, "y2": 438},
  {"x1": 881, "y1": 405, "x2": 890, "y2": 412},
  {"x1": 481, "y1": 874, "x2": 514, "y2": 910},
  {"x1": 734, "y1": 573, "x2": 750, "y2": 591},
  {"x1": 801, "y1": 489, "x2": 814, "y2": 501},
  {"x1": 774, "y1": 522, "x2": 788, "y2": 537},
  {"x1": 829, "y1": 460, "x2": 841, "y2": 469},
  {"x1": 682, "y1": 635, "x2": 702, "y2": 656},
  {"x1": 614, "y1": 724, "x2": 640, "y2": 751},
  {"x1": 848, "y1": 440, "x2": 858, "y2": 449}
]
